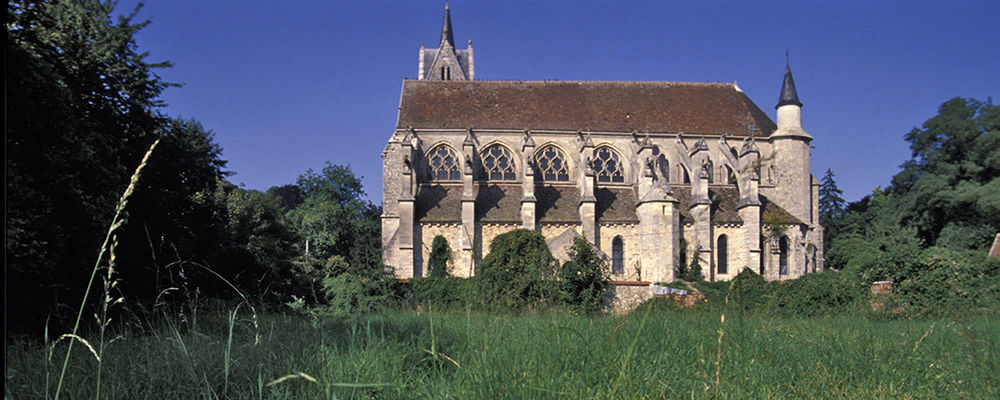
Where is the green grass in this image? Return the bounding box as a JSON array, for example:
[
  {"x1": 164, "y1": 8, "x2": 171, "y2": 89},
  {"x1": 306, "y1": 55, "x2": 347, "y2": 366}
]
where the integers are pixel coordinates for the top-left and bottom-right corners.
[{"x1": 6, "y1": 307, "x2": 999, "y2": 399}]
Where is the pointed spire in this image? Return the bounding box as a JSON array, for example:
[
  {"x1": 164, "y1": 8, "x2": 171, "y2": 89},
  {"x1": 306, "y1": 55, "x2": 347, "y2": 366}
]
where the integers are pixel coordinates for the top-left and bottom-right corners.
[
  {"x1": 440, "y1": 3, "x2": 455, "y2": 47},
  {"x1": 776, "y1": 61, "x2": 803, "y2": 108}
]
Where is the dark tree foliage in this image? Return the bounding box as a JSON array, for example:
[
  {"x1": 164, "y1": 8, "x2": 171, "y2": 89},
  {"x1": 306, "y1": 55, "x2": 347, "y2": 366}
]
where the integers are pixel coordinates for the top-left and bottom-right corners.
[
  {"x1": 428, "y1": 235, "x2": 452, "y2": 278},
  {"x1": 113, "y1": 119, "x2": 229, "y2": 308},
  {"x1": 819, "y1": 169, "x2": 846, "y2": 228},
  {"x1": 477, "y1": 229, "x2": 559, "y2": 311},
  {"x1": 266, "y1": 184, "x2": 305, "y2": 214},
  {"x1": 215, "y1": 184, "x2": 300, "y2": 303},
  {"x1": 7, "y1": 0, "x2": 177, "y2": 330},
  {"x1": 559, "y1": 237, "x2": 609, "y2": 314},
  {"x1": 889, "y1": 97, "x2": 1000, "y2": 248}
]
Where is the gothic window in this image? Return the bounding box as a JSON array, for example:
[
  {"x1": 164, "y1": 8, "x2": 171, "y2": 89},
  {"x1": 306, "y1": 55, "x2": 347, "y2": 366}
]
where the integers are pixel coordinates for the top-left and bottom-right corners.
[
  {"x1": 481, "y1": 144, "x2": 516, "y2": 181},
  {"x1": 592, "y1": 147, "x2": 625, "y2": 183},
  {"x1": 612, "y1": 236, "x2": 624, "y2": 274},
  {"x1": 717, "y1": 235, "x2": 728, "y2": 275},
  {"x1": 427, "y1": 145, "x2": 461, "y2": 181},
  {"x1": 535, "y1": 145, "x2": 570, "y2": 181},
  {"x1": 778, "y1": 235, "x2": 789, "y2": 275}
]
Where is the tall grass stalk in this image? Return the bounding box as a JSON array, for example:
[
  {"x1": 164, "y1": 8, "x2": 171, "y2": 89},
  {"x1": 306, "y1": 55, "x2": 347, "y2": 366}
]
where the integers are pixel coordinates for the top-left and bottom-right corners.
[{"x1": 53, "y1": 137, "x2": 160, "y2": 400}]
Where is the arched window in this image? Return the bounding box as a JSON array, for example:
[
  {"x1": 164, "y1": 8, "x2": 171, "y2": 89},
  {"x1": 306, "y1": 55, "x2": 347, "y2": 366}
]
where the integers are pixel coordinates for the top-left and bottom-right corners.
[
  {"x1": 678, "y1": 164, "x2": 691, "y2": 184},
  {"x1": 717, "y1": 235, "x2": 728, "y2": 275},
  {"x1": 481, "y1": 144, "x2": 516, "y2": 181},
  {"x1": 612, "y1": 236, "x2": 624, "y2": 274},
  {"x1": 778, "y1": 235, "x2": 789, "y2": 275},
  {"x1": 535, "y1": 145, "x2": 569, "y2": 181},
  {"x1": 427, "y1": 145, "x2": 461, "y2": 181},
  {"x1": 592, "y1": 147, "x2": 625, "y2": 183}
]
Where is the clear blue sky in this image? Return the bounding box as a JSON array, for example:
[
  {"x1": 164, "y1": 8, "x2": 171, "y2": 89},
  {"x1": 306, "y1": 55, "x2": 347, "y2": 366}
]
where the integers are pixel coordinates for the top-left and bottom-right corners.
[{"x1": 117, "y1": 0, "x2": 999, "y2": 203}]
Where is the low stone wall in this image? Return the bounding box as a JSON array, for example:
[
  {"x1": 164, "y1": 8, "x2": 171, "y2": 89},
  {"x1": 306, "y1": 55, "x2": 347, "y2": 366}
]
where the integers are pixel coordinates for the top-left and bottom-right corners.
[{"x1": 605, "y1": 281, "x2": 653, "y2": 315}]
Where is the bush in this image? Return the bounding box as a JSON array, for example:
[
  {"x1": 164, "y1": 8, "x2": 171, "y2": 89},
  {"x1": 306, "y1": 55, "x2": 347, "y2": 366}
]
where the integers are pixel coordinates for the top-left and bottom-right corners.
[
  {"x1": 559, "y1": 237, "x2": 609, "y2": 314},
  {"x1": 765, "y1": 270, "x2": 865, "y2": 317},
  {"x1": 892, "y1": 247, "x2": 1000, "y2": 315},
  {"x1": 477, "y1": 229, "x2": 558, "y2": 311},
  {"x1": 318, "y1": 255, "x2": 394, "y2": 316},
  {"x1": 410, "y1": 276, "x2": 474, "y2": 311},
  {"x1": 728, "y1": 267, "x2": 768, "y2": 312},
  {"x1": 681, "y1": 253, "x2": 703, "y2": 282},
  {"x1": 428, "y1": 235, "x2": 452, "y2": 278}
]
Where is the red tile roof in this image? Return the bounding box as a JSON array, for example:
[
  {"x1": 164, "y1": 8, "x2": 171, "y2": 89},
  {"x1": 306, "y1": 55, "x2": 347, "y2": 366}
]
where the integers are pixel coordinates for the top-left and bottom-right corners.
[{"x1": 396, "y1": 80, "x2": 776, "y2": 136}]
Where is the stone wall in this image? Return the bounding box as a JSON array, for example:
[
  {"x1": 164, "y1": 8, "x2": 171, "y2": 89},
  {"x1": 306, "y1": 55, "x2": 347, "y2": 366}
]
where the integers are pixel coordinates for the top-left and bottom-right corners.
[{"x1": 605, "y1": 283, "x2": 653, "y2": 315}]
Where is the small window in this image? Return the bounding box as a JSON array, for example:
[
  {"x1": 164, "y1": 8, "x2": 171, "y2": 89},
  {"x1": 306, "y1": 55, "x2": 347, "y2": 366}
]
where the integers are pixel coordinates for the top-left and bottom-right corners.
[
  {"x1": 778, "y1": 236, "x2": 789, "y2": 275},
  {"x1": 427, "y1": 145, "x2": 461, "y2": 181},
  {"x1": 612, "y1": 236, "x2": 624, "y2": 274},
  {"x1": 717, "y1": 235, "x2": 728, "y2": 275},
  {"x1": 535, "y1": 145, "x2": 570, "y2": 181},
  {"x1": 592, "y1": 147, "x2": 625, "y2": 183},
  {"x1": 481, "y1": 144, "x2": 516, "y2": 181}
]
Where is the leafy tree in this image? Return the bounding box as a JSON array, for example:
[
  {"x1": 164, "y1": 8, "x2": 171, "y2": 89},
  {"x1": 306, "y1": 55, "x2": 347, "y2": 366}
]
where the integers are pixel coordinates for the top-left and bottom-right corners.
[
  {"x1": 477, "y1": 229, "x2": 558, "y2": 311},
  {"x1": 266, "y1": 184, "x2": 305, "y2": 214},
  {"x1": 215, "y1": 184, "x2": 300, "y2": 302},
  {"x1": 287, "y1": 163, "x2": 394, "y2": 310},
  {"x1": 559, "y1": 237, "x2": 609, "y2": 314},
  {"x1": 6, "y1": 0, "x2": 179, "y2": 330},
  {"x1": 428, "y1": 235, "x2": 452, "y2": 278},
  {"x1": 889, "y1": 97, "x2": 1000, "y2": 247}
]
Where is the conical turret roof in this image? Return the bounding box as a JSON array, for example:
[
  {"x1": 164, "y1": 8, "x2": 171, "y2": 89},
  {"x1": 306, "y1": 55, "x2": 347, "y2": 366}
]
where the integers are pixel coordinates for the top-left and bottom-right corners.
[{"x1": 776, "y1": 62, "x2": 803, "y2": 108}]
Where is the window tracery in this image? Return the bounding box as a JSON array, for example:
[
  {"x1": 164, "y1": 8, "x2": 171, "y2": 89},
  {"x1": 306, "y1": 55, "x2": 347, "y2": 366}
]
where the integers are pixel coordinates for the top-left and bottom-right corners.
[
  {"x1": 481, "y1": 144, "x2": 516, "y2": 181},
  {"x1": 592, "y1": 147, "x2": 625, "y2": 183},
  {"x1": 427, "y1": 145, "x2": 461, "y2": 181},
  {"x1": 535, "y1": 145, "x2": 570, "y2": 181}
]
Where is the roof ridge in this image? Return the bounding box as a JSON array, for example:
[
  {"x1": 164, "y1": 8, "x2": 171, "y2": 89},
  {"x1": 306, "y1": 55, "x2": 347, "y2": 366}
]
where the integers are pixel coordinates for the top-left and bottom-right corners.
[{"x1": 403, "y1": 79, "x2": 738, "y2": 87}]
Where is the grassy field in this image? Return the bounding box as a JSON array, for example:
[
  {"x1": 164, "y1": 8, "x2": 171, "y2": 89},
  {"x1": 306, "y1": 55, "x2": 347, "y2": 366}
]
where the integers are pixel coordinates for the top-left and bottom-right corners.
[{"x1": 6, "y1": 305, "x2": 999, "y2": 399}]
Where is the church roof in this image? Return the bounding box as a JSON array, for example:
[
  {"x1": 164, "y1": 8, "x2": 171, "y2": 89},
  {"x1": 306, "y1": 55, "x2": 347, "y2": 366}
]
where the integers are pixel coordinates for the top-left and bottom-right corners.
[{"x1": 396, "y1": 80, "x2": 777, "y2": 137}]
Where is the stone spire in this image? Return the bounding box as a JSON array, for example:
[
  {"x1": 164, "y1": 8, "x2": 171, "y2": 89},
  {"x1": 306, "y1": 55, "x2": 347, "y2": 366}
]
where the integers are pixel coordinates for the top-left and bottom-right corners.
[
  {"x1": 440, "y1": 3, "x2": 455, "y2": 47},
  {"x1": 776, "y1": 62, "x2": 803, "y2": 108}
]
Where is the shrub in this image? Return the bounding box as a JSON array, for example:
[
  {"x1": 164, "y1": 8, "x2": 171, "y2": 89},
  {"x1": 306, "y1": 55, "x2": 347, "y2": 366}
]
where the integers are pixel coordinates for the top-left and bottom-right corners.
[
  {"x1": 892, "y1": 247, "x2": 1000, "y2": 315},
  {"x1": 681, "y1": 251, "x2": 703, "y2": 282},
  {"x1": 319, "y1": 255, "x2": 394, "y2": 316},
  {"x1": 410, "y1": 276, "x2": 473, "y2": 311},
  {"x1": 728, "y1": 267, "x2": 768, "y2": 312},
  {"x1": 765, "y1": 270, "x2": 865, "y2": 317},
  {"x1": 476, "y1": 229, "x2": 558, "y2": 311},
  {"x1": 559, "y1": 237, "x2": 609, "y2": 314},
  {"x1": 428, "y1": 235, "x2": 452, "y2": 278}
]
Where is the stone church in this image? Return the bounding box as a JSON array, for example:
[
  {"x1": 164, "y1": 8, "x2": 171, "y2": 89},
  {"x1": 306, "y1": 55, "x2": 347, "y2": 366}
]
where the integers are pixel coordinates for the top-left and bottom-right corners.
[{"x1": 381, "y1": 5, "x2": 823, "y2": 283}]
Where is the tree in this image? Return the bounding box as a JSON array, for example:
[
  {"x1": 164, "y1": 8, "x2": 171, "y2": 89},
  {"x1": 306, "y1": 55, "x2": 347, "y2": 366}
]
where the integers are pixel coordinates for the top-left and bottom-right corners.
[
  {"x1": 428, "y1": 235, "x2": 452, "y2": 278},
  {"x1": 889, "y1": 97, "x2": 999, "y2": 248},
  {"x1": 286, "y1": 163, "x2": 393, "y2": 310},
  {"x1": 7, "y1": 0, "x2": 176, "y2": 330},
  {"x1": 819, "y1": 169, "x2": 846, "y2": 228},
  {"x1": 559, "y1": 237, "x2": 609, "y2": 314}
]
